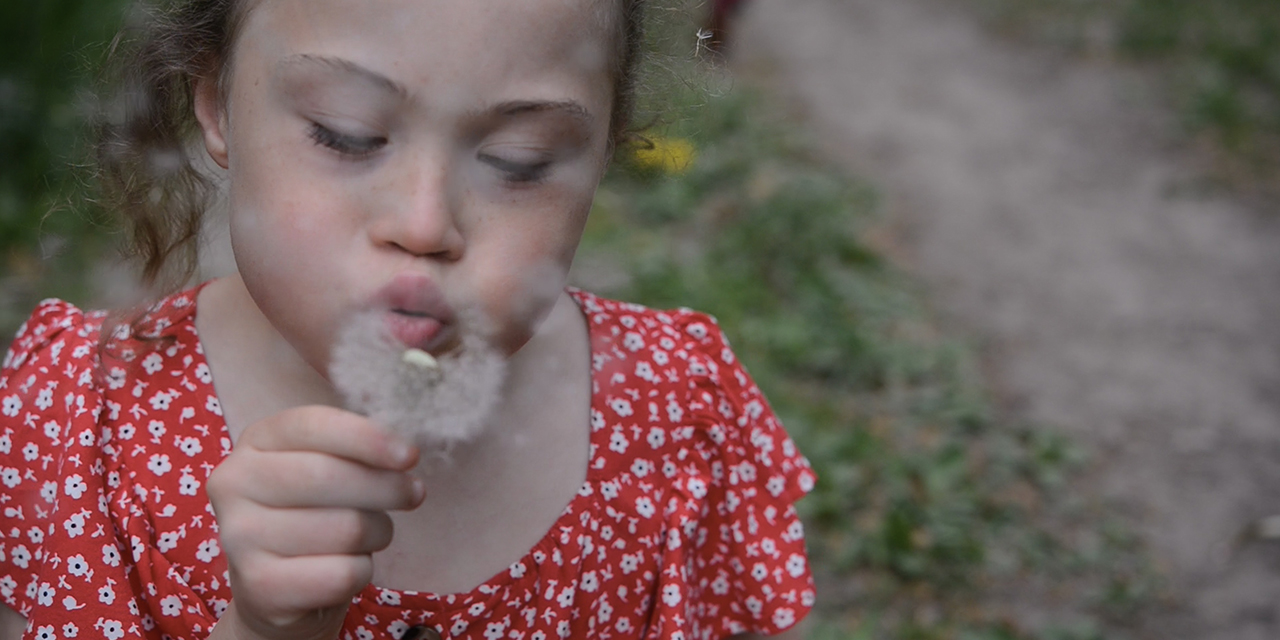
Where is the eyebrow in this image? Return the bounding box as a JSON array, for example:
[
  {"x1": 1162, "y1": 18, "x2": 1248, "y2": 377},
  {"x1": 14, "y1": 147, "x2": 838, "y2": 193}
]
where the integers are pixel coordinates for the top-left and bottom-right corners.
[
  {"x1": 279, "y1": 54, "x2": 595, "y2": 125},
  {"x1": 482, "y1": 100, "x2": 595, "y2": 126},
  {"x1": 278, "y1": 54, "x2": 410, "y2": 100}
]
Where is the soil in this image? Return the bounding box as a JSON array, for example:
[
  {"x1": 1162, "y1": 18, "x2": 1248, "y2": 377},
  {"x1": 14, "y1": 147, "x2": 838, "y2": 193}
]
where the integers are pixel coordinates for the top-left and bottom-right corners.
[{"x1": 732, "y1": 0, "x2": 1280, "y2": 638}]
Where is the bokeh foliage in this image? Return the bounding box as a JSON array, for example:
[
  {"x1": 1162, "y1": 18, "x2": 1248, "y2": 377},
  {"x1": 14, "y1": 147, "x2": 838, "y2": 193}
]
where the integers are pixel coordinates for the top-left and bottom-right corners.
[{"x1": 0, "y1": 0, "x2": 130, "y2": 333}]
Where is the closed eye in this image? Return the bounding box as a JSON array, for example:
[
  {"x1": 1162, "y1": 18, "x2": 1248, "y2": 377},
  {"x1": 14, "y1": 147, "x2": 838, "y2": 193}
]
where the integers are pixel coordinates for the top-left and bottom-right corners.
[
  {"x1": 308, "y1": 123, "x2": 387, "y2": 159},
  {"x1": 478, "y1": 153, "x2": 552, "y2": 184}
]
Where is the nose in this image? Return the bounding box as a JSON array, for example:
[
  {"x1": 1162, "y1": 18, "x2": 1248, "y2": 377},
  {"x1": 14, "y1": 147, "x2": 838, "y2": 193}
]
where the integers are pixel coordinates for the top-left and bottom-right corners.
[{"x1": 368, "y1": 152, "x2": 465, "y2": 260}]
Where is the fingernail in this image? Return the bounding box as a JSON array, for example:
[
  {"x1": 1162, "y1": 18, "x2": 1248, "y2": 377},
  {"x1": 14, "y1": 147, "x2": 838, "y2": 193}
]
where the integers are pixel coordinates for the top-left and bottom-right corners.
[
  {"x1": 390, "y1": 439, "x2": 414, "y2": 465},
  {"x1": 411, "y1": 478, "x2": 426, "y2": 503}
]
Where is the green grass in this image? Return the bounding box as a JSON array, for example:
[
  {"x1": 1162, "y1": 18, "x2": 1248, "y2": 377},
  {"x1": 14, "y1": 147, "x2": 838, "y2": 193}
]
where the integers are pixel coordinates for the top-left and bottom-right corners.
[
  {"x1": 967, "y1": 0, "x2": 1280, "y2": 184},
  {"x1": 578, "y1": 79, "x2": 1158, "y2": 638}
]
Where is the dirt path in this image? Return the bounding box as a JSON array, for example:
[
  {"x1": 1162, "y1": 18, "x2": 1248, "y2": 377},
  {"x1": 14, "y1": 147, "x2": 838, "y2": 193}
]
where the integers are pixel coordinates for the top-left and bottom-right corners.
[{"x1": 733, "y1": 0, "x2": 1280, "y2": 638}]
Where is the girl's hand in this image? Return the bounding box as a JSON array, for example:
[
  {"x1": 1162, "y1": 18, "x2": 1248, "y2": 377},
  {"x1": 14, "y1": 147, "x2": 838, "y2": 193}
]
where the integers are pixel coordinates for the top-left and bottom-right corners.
[{"x1": 206, "y1": 406, "x2": 424, "y2": 640}]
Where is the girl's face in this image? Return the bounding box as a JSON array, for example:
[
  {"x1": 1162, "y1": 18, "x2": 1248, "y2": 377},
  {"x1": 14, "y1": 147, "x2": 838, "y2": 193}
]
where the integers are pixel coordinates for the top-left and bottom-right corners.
[{"x1": 197, "y1": 0, "x2": 614, "y2": 373}]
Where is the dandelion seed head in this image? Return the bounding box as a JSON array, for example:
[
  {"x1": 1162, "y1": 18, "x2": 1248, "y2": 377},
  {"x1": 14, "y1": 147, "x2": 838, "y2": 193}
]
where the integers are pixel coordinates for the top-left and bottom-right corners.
[{"x1": 329, "y1": 309, "x2": 507, "y2": 449}]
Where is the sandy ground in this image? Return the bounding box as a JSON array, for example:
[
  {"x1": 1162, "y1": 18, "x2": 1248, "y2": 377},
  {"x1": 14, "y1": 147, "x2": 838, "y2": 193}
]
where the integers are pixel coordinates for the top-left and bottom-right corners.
[{"x1": 733, "y1": 0, "x2": 1280, "y2": 638}]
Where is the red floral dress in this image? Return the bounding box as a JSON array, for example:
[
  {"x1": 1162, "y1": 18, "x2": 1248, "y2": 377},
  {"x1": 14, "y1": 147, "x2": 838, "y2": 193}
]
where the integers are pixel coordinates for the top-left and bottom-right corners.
[{"x1": 0, "y1": 285, "x2": 816, "y2": 640}]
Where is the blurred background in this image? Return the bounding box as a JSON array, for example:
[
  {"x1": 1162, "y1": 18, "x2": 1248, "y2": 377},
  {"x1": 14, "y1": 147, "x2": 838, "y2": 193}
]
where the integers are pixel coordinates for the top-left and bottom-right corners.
[{"x1": 4, "y1": 0, "x2": 1280, "y2": 638}]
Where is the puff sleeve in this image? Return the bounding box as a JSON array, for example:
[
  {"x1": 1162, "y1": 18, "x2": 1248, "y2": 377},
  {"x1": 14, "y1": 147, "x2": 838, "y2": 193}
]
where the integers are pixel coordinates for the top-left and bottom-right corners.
[{"x1": 650, "y1": 312, "x2": 817, "y2": 640}]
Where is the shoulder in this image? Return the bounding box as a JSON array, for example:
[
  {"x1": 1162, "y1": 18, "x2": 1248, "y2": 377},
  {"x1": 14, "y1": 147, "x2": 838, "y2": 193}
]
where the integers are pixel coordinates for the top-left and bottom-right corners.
[{"x1": 1, "y1": 299, "x2": 106, "y2": 413}]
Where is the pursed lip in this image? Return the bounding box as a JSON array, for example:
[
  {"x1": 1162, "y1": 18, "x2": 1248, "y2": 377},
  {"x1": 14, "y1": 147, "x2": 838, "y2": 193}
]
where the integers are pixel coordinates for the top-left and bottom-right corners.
[{"x1": 371, "y1": 272, "x2": 458, "y2": 351}]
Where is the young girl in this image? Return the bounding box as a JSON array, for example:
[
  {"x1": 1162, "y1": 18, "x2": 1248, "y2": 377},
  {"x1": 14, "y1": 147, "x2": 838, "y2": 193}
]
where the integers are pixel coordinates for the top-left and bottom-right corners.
[{"x1": 0, "y1": 0, "x2": 816, "y2": 638}]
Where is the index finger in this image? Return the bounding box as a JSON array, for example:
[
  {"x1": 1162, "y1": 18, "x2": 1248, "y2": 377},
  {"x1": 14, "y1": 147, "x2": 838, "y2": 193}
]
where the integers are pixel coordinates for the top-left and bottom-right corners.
[{"x1": 241, "y1": 405, "x2": 419, "y2": 471}]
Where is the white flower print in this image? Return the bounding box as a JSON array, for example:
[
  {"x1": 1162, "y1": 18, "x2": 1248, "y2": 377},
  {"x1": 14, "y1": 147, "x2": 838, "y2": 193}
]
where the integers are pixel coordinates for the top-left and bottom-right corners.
[
  {"x1": 40, "y1": 481, "x2": 56, "y2": 503},
  {"x1": 117, "y1": 423, "x2": 135, "y2": 440},
  {"x1": 661, "y1": 583, "x2": 682, "y2": 607},
  {"x1": 64, "y1": 474, "x2": 87, "y2": 499},
  {"x1": 510, "y1": 561, "x2": 527, "y2": 578},
  {"x1": 0, "y1": 576, "x2": 14, "y2": 599},
  {"x1": 147, "y1": 453, "x2": 172, "y2": 475},
  {"x1": 63, "y1": 512, "x2": 86, "y2": 538},
  {"x1": 35, "y1": 388, "x2": 53, "y2": 410},
  {"x1": 663, "y1": 460, "x2": 677, "y2": 478},
  {"x1": 635, "y1": 361, "x2": 655, "y2": 381},
  {"x1": 666, "y1": 401, "x2": 683, "y2": 422},
  {"x1": 772, "y1": 607, "x2": 796, "y2": 629},
  {"x1": 178, "y1": 437, "x2": 202, "y2": 456},
  {"x1": 22, "y1": 442, "x2": 38, "y2": 461},
  {"x1": 786, "y1": 553, "x2": 807, "y2": 578},
  {"x1": 206, "y1": 395, "x2": 222, "y2": 415},
  {"x1": 102, "y1": 543, "x2": 121, "y2": 567},
  {"x1": 1, "y1": 395, "x2": 21, "y2": 417},
  {"x1": 157, "y1": 531, "x2": 180, "y2": 553},
  {"x1": 195, "y1": 362, "x2": 212, "y2": 383},
  {"x1": 1, "y1": 467, "x2": 21, "y2": 488},
  {"x1": 43, "y1": 420, "x2": 60, "y2": 440},
  {"x1": 608, "y1": 431, "x2": 628, "y2": 454},
  {"x1": 652, "y1": 350, "x2": 669, "y2": 366},
  {"x1": 26, "y1": 526, "x2": 43, "y2": 545},
  {"x1": 580, "y1": 571, "x2": 599, "y2": 593},
  {"x1": 687, "y1": 477, "x2": 708, "y2": 500},
  {"x1": 766, "y1": 475, "x2": 786, "y2": 497},
  {"x1": 484, "y1": 622, "x2": 506, "y2": 640},
  {"x1": 196, "y1": 538, "x2": 220, "y2": 563},
  {"x1": 635, "y1": 497, "x2": 655, "y2": 519},
  {"x1": 77, "y1": 429, "x2": 94, "y2": 446},
  {"x1": 615, "y1": 617, "x2": 632, "y2": 633},
  {"x1": 149, "y1": 391, "x2": 172, "y2": 411},
  {"x1": 798, "y1": 470, "x2": 816, "y2": 492},
  {"x1": 159, "y1": 595, "x2": 182, "y2": 616},
  {"x1": 630, "y1": 458, "x2": 651, "y2": 478},
  {"x1": 745, "y1": 596, "x2": 764, "y2": 616},
  {"x1": 590, "y1": 409, "x2": 605, "y2": 431},
  {"x1": 619, "y1": 553, "x2": 639, "y2": 574},
  {"x1": 600, "y1": 481, "x2": 619, "y2": 500},
  {"x1": 686, "y1": 322, "x2": 708, "y2": 340},
  {"x1": 355, "y1": 628, "x2": 373, "y2": 640},
  {"x1": 98, "y1": 585, "x2": 115, "y2": 605},
  {"x1": 596, "y1": 598, "x2": 613, "y2": 623},
  {"x1": 142, "y1": 353, "x2": 164, "y2": 375},
  {"x1": 62, "y1": 623, "x2": 78, "y2": 638},
  {"x1": 711, "y1": 575, "x2": 730, "y2": 595},
  {"x1": 751, "y1": 562, "x2": 769, "y2": 581},
  {"x1": 646, "y1": 428, "x2": 665, "y2": 449},
  {"x1": 148, "y1": 420, "x2": 166, "y2": 441},
  {"x1": 179, "y1": 473, "x2": 200, "y2": 496},
  {"x1": 609, "y1": 397, "x2": 632, "y2": 417},
  {"x1": 106, "y1": 367, "x2": 127, "y2": 390},
  {"x1": 557, "y1": 586, "x2": 575, "y2": 608},
  {"x1": 376, "y1": 589, "x2": 400, "y2": 606},
  {"x1": 37, "y1": 582, "x2": 54, "y2": 606},
  {"x1": 450, "y1": 620, "x2": 469, "y2": 636},
  {"x1": 761, "y1": 537, "x2": 778, "y2": 556},
  {"x1": 66, "y1": 554, "x2": 89, "y2": 577},
  {"x1": 33, "y1": 626, "x2": 54, "y2": 640},
  {"x1": 97, "y1": 619, "x2": 124, "y2": 640},
  {"x1": 557, "y1": 620, "x2": 571, "y2": 638},
  {"x1": 623, "y1": 332, "x2": 644, "y2": 352}
]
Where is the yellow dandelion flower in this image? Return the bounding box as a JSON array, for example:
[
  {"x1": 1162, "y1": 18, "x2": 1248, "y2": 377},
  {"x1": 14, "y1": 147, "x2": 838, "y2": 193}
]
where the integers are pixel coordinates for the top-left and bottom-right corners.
[{"x1": 633, "y1": 136, "x2": 696, "y2": 174}]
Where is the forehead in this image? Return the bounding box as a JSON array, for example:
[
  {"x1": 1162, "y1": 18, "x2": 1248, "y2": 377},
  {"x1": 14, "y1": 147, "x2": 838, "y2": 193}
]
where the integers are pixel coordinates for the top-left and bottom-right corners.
[{"x1": 233, "y1": 0, "x2": 613, "y2": 105}]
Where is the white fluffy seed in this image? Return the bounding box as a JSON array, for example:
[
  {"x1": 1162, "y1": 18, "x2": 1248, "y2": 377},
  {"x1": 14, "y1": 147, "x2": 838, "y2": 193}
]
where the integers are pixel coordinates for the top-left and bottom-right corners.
[{"x1": 401, "y1": 348, "x2": 440, "y2": 371}]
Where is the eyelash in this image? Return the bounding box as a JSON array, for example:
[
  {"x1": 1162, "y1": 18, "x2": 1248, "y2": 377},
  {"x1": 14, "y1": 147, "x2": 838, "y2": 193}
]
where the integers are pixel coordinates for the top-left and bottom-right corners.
[
  {"x1": 308, "y1": 123, "x2": 387, "y2": 159},
  {"x1": 479, "y1": 154, "x2": 553, "y2": 185},
  {"x1": 308, "y1": 123, "x2": 552, "y2": 184}
]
